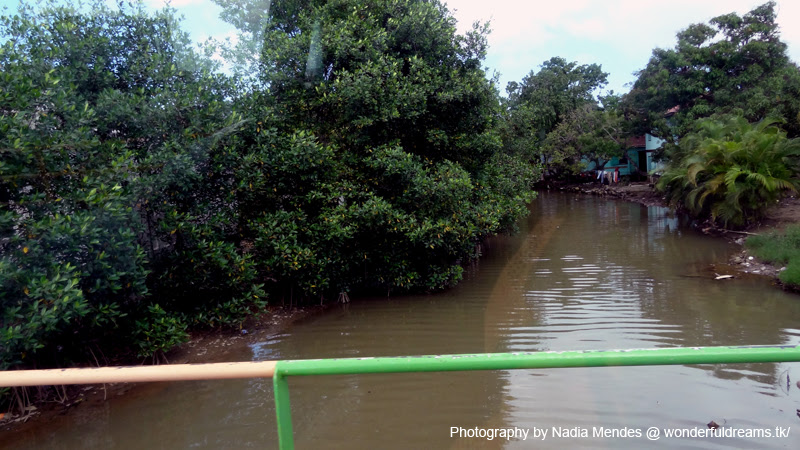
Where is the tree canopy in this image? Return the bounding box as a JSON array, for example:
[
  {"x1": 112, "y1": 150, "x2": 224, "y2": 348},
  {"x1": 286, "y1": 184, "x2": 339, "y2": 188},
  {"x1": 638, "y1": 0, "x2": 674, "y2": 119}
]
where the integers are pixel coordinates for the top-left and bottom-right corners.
[
  {"x1": 506, "y1": 57, "x2": 608, "y2": 137},
  {"x1": 539, "y1": 96, "x2": 627, "y2": 175},
  {"x1": 0, "y1": 0, "x2": 540, "y2": 389},
  {"x1": 501, "y1": 57, "x2": 610, "y2": 174},
  {"x1": 624, "y1": 1, "x2": 800, "y2": 143},
  {"x1": 0, "y1": 0, "x2": 259, "y2": 374},
  {"x1": 259, "y1": 0, "x2": 497, "y2": 167},
  {"x1": 232, "y1": 0, "x2": 539, "y2": 297}
]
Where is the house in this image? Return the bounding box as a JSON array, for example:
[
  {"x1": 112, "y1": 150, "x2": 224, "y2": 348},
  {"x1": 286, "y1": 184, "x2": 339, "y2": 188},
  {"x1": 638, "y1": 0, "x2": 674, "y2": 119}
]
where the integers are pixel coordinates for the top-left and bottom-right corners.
[
  {"x1": 628, "y1": 133, "x2": 667, "y2": 175},
  {"x1": 582, "y1": 133, "x2": 666, "y2": 183}
]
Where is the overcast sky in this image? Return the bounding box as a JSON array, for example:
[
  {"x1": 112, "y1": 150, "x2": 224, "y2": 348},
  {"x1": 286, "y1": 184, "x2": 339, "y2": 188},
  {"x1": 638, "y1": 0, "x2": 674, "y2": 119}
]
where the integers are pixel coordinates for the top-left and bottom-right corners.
[
  {"x1": 448, "y1": 0, "x2": 800, "y2": 95},
  {"x1": 5, "y1": 0, "x2": 799, "y2": 96}
]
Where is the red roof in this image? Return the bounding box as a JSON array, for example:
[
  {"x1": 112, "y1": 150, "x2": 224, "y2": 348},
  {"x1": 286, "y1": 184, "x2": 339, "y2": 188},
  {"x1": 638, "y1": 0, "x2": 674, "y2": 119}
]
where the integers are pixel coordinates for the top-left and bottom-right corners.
[{"x1": 627, "y1": 135, "x2": 646, "y2": 148}]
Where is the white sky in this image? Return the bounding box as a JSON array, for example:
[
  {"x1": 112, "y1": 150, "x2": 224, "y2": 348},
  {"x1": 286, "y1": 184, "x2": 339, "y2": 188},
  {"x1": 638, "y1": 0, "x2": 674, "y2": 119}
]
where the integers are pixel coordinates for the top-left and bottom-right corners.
[
  {"x1": 3, "y1": 0, "x2": 799, "y2": 96},
  {"x1": 446, "y1": 0, "x2": 800, "y2": 95}
]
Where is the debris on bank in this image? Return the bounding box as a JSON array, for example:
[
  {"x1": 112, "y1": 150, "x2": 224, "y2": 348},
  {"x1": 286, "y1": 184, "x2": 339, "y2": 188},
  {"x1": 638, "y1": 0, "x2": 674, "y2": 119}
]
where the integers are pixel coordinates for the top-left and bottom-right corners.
[
  {"x1": 545, "y1": 181, "x2": 667, "y2": 207},
  {"x1": 729, "y1": 246, "x2": 785, "y2": 279}
]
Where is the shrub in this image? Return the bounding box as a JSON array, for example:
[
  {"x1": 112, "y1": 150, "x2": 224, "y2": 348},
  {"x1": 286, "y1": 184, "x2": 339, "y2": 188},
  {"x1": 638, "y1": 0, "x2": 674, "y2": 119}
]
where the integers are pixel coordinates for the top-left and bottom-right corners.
[
  {"x1": 0, "y1": 0, "x2": 248, "y2": 371},
  {"x1": 658, "y1": 116, "x2": 800, "y2": 227},
  {"x1": 134, "y1": 305, "x2": 189, "y2": 360}
]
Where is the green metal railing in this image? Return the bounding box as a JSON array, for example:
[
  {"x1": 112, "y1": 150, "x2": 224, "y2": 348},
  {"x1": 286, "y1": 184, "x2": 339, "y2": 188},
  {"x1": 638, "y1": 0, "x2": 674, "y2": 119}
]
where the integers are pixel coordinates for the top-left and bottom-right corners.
[
  {"x1": 271, "y1": 345, "x2": 800, "y2": 449},
  {"x1": 2, "y1": 345, "x2": 800, "y2": 449}
]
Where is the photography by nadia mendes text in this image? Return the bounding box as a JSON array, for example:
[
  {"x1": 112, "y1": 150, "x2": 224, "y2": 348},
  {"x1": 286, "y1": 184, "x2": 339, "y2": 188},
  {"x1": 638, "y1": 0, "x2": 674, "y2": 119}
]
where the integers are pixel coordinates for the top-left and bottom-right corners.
[{"x1": 450, "y1": 425, "x2": 791, "y2": 441}]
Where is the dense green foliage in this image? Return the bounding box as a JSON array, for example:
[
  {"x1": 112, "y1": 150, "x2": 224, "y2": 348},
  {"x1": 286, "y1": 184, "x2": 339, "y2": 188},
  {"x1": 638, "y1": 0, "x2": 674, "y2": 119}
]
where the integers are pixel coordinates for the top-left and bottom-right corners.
[
  {"x1": 746, "y1": 225, "x2": 800, "y2": 286},
  {"x1": 231, "y1": 0, "x2": 539, "y2": 296},
  {"x1": 628, "y1": 1, "x2": 800, "y2": 227},
  {"x1": 624, "y1": 1, "x2": 800, "y2": 143},
  {"x1": 505, "y1": 57, "x2": 608, "y2": 139},
  {"x1": 0, "y1": 0, "x2": 539, "y2": 383},
  {"x1": 501, "y1": 57, "x2": 618, "y2": 177},
  {"x1": 0, "y1": 0, "x2": 260, "y2": 372},
  {"x1": 539, "y1": 95, "x2": 627, "y2": 175},
  {"x1": 657, "y1": 116, "x2": 800, "y2": 227}
]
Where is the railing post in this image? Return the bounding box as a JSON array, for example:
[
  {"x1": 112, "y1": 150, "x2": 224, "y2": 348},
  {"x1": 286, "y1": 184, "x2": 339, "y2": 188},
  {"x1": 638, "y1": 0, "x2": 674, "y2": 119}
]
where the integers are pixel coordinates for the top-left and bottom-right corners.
[{"x1": 273, "y1": 365, "x2": 295, "y2": 450}]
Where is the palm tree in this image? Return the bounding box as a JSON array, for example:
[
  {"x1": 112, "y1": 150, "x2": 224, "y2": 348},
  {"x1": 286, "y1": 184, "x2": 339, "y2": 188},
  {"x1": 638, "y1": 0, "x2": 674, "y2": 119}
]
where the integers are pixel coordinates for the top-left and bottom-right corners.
[{"x1": 658, "y1": 116, "x2": 800, "y2": 227}]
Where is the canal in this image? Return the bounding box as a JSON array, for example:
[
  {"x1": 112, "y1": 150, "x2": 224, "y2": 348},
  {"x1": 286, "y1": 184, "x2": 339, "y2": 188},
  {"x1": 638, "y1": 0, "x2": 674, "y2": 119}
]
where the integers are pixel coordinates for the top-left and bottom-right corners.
[{"x1": 4, "y1": 192, "x2": 800, "y2": 448}]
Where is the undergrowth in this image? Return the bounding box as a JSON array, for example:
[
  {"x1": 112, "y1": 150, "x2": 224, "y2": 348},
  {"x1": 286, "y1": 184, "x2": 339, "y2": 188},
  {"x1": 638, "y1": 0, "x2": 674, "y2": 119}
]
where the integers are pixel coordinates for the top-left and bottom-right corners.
[{"x1": 745, "y1": 225, "x2": 800, "y2": 286}]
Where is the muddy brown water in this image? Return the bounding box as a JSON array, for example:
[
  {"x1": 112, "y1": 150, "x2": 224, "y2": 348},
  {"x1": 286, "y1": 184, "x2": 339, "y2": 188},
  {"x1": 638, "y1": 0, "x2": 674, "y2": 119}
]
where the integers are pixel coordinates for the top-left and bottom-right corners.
[{"x1": 4, "y1": 192, "x2": 800, "y2": 449}]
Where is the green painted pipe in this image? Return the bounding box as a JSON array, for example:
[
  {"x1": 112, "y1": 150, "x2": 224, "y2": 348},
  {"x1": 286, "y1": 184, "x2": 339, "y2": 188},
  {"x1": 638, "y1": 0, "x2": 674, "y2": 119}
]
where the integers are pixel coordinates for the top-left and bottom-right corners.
[
  {"x1": 273, "y1": 372, "x2": 294, "y2": 450},
  {"x1": 272, "y1": 345, "x2": 800, "y2": 449},
  {"x1": 275, "y1": 345, "x2": 800, "y2": 376}
]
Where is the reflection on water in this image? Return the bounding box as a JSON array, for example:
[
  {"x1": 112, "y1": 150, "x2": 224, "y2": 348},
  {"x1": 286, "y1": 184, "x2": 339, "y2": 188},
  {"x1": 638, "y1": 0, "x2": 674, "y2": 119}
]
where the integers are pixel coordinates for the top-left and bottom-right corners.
[
  {"x1": 494, "y1": 194, "x2": 800, "y2": 449},
  {"x1": 4, "y1": 192, "x2": 800, "y2": 449}
]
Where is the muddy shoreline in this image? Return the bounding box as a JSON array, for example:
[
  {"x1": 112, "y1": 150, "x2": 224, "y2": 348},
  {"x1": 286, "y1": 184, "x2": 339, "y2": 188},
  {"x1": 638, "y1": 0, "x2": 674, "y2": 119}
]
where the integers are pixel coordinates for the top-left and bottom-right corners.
[
  {"x1": 0, "y1": 305, "x2": 327, "y2": 434},
  {"x1": 546, "y1": 180, "x2": 668, "y2": 207}
]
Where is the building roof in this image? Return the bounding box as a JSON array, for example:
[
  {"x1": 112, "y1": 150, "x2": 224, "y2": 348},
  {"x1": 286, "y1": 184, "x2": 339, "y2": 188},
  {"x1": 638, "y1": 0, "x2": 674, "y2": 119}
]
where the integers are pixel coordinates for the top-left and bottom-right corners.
[{"x1": 626, "y1": 135, "x2": 646, "y2": 148}]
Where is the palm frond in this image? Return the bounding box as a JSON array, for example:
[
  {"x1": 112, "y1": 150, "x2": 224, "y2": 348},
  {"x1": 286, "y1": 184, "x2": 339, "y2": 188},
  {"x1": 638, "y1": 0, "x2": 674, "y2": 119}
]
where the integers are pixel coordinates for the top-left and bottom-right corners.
[{"x1": 661, "y1": 115, "x2": 800, "y2": 227}]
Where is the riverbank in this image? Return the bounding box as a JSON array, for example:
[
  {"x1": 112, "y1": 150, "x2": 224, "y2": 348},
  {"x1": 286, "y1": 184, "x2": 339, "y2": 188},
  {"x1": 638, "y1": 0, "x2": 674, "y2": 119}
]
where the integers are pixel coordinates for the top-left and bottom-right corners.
[
  {"x1": 0, "y1": 305, "x2": 326, "y2": 434},
  {"x1": 4, "y1": 184, "x2": 799, "y2": 436},
  {"x1": 548, "y1": 180, "x2": 800, "y2": 289},
  {"x1": 4, "y1": 190, "x2": 800, "y2": 448},
  {"x1": 5, "y1": 190, "x2": 799, "y2": 449},
  {"x1": 548, "y1": 180, "x2": 667, "y2": 207}
]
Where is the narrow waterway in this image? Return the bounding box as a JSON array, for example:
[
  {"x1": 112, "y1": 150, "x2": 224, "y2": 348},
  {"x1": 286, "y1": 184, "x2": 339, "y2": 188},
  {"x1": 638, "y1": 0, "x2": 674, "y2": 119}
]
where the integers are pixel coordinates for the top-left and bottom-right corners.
[{"x1": 4, "y1": 192, "x2": 800, "y2": 449}]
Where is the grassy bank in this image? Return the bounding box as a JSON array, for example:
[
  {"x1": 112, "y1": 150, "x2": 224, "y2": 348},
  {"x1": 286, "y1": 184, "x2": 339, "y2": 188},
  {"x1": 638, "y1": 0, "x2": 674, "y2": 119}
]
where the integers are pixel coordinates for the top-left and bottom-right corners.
[{"x1": 745, "y1": 225, "x2": 800, "y2": 286}]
